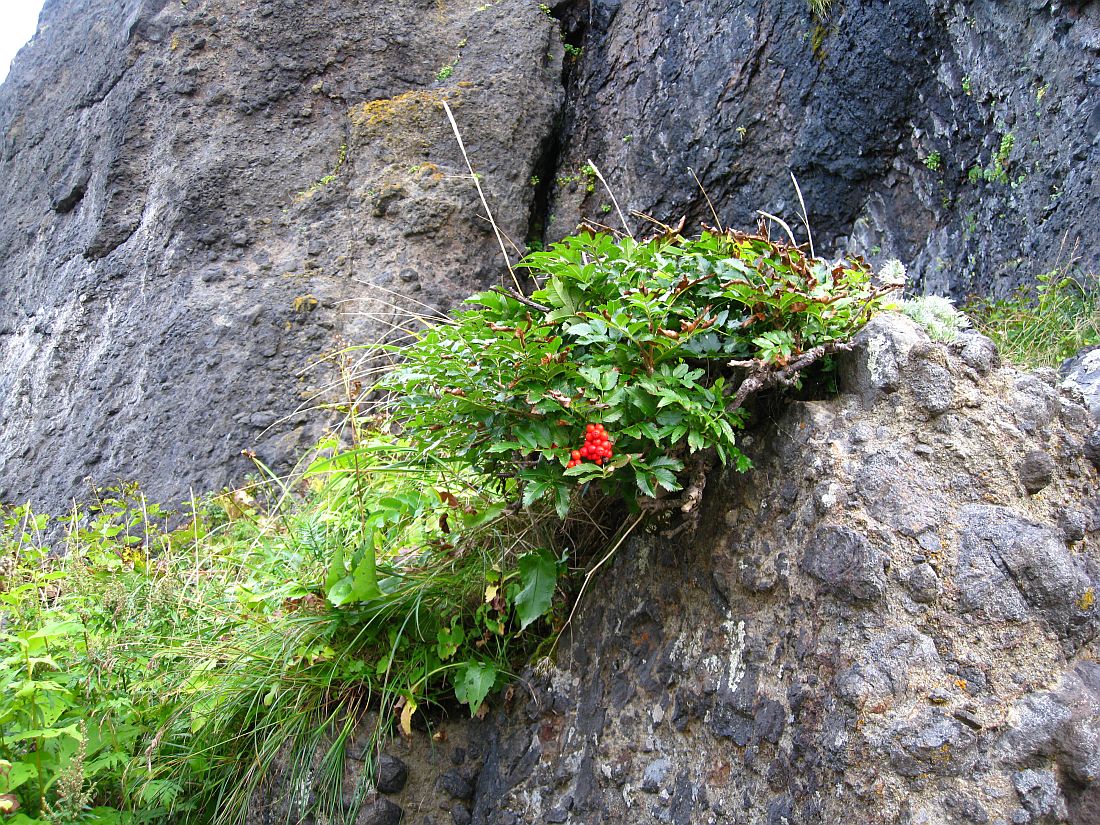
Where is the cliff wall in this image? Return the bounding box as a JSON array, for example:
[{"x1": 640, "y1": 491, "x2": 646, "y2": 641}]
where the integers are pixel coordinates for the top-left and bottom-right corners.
[{"x1": 1, "y1": 0, "x2": 1097, "y2": 510}]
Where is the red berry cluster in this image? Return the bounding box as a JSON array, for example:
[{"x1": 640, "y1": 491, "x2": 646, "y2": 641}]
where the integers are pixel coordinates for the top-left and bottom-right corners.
[{"x1": 567, "y1": 423, "x2": 613, "y2": 468}]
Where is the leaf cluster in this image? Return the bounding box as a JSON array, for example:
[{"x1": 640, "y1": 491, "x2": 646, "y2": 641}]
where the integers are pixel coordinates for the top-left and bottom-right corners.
[{"x1": 383, "y1": 229, "x2": 893, "y2": 514}]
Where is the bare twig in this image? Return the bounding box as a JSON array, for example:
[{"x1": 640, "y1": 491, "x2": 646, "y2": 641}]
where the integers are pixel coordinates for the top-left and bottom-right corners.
[
  {"x1": 756, "y1": 211, "x2": 799, "y2": 247},
  {"x1": 728, "y1": 340, "x2": 856, "y2": 411},
  {"x1": 790, "y1": 172, "x2": 815, "y2": 259},
  {"x1": 489, "y1": 286, "x2": 551, "y2": 314},
  {"x1": 585, "y1": 159, "x2": 634, "y2": 240},
  {"x1": 689, "y1": 167, "x2": 724, "y2": 232},
  {"x1": 442, "y1": 100, "x2": 523, "y2": 293}
]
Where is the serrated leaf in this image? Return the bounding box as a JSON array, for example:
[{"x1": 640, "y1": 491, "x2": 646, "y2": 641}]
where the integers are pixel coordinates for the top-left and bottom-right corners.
[
  {"x1": 513, "y1": 549, "x2": 558, "y2": 630},
  {"x1": 635, "y1": 472, "x2": 656, "y2": 498},
  {"x1": 653, "y1": 469, "x2": 683, "y2": 492},
  {"x1": 522, "y1": 481, "x2": 551, "y2": 508}
]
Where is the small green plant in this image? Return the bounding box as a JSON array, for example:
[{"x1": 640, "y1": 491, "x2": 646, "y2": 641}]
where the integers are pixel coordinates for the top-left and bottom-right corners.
[
  {"x1": 599, "y1": 203, "x2": 612, "y2": 214},
  {"x1": 962, "y1": 75, "x2": 972, "y2": 96},
  {"x1": 969, "y1": 132, "x2": 1015, "y2": 185},
  {"x1": 530, "y1": 175, "x2": 540, "y2": 187},
  {"x1": 923, "y1": 151, "x2": 942, "y2": 171},
  {"x1": 436, "y1": 63, "x2": 454, "y2": 81},
  {"x1": 539, "y1": 3, "x2": 552, "y2": 14},
  {"x1": 562, "y1": 43, "x2": 582, "y2": 59},
  {"x1": 295, "y1": 142, "x2": 348, "y2": 199},
  {"x1": 967, "y1": 269, "x2": 1100, "y2": 367},
  {"x1": 902, "y1": 295, "x2": 970, "y2": 342}
]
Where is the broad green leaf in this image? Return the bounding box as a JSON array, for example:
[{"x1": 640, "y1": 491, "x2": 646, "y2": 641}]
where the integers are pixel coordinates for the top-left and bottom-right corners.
[
  {"x1": 453, "y1": 661, "x2": 497, "y2": 715},
  {"x1": 513, "y1": 549, "x2": 558, "y2": 630},
  {"x1": 0, "y1": 761, "x2": 36, "y2": 793}
]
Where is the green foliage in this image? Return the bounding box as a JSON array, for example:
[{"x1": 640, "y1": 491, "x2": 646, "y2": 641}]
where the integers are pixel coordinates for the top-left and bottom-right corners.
[
  {"x1": 0, "y1": 227, "x2": 895, "y2": 825},
  {"x1": 0, "y1": 491, "x2": 202, "y2": 823},
  {"x1": 967, "y1": 269, "x2": 1099, "y2": 367},
  {"x1": 923, "y1": 151, "x2": 942, "y2": 172},
  {"x1": 382, "y1": 229, "x2": 897, "y2": 515},
  {"x1": 969, "y1": 132, "x2": 1016, "y2": 185}
]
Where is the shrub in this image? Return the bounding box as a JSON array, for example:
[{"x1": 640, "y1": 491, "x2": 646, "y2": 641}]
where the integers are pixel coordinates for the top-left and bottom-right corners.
[{"x1": 382, "y1": 228, "x2": 898, "y2": 517}]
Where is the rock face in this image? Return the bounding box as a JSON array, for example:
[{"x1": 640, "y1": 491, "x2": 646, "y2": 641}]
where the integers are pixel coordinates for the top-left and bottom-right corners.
[
  {"x1": 336, "y1": 315, "x2": 1097, "y2": 825},
  {"x1": 549, "y1": 0, "x2": 1100, "y2": 297},
  {"x1": 0, "y1": 0, "x2": 563, "y2": 510},
  {"x1": 2, "y1": 0, "x2": 1098, "y2": 511}
]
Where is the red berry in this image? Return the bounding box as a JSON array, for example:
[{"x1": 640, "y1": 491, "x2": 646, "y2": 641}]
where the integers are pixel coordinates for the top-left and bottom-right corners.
[
  {"x1": 594, "y1": 457, "x2": 603, "y2": 465},
  {"x1": 571, "y1": 450, "x2": 580, "y2": 460}
]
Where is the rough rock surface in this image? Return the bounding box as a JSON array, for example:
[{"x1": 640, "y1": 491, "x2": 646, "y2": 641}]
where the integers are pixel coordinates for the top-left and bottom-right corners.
[
  {"x1": 2, "y1": 0, "x2": 1099, "y2": 510},
  {"x1": 0, "y1": 0, "x2": 563, "y2": 510},
  {"x1": 335, "y1": 315, "x2": 1098, "y2": 825},
  {"x1": 548, "y1": 0, "x2": 1099, "y2": 296},
  {"x1": 2, "y1": 0, "x2": 1100, "y2": 514},
  {"x1": 1060, "y1": 347, "x2": 1100, "y2": 420}
]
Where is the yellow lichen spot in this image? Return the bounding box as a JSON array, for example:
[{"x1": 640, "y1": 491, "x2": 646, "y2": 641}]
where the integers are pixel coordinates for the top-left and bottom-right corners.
[
  {"x1": 292, "y1": 294, "x2": 319, "y2": 313},
  {"x1": 347, "y1": 89, "x2": 456, "y2": 132},
  {"x1": 1077, "y1": 587, "x2": 1095, "y2": 611},
  {"x1": 170, "y1": 34, "x2": 180, "y2": 50}
]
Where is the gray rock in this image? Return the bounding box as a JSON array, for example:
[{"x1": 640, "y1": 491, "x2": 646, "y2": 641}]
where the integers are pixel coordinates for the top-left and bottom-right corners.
[
  {"x1": 355, "y1": 796, "x2": 402, "y2": 825},
  {"x1": 438, "y1": 769, "x2": 473, "y2": 801},
  {"x1": 907, "y1": 343, "x2": 955, "y2": 417},
  {"x1": 908, "y1": 563, "x2": 942, "y2": 603},
  {"x1": 1018, "y1": 450, "x2": 1055, "y2": 495},
  {"x1": 1060, "y1": 347, "x2": 1100, "y2": 420},
  {"x1": 1085, "y1": 431, "x2": 1100, "y2": 471},
  {"x1": 450, "y1": 803, "x2": 472, "y2": 825},
  {"x1": 957, "y1": 332, "x2": 1001, "y2": 376},
  {"x1": 642, "y1": 758, "x2": 671, "y2": 793},
  {"x1": 888, "y1": 713, "x2": 978, "y2": 778},
  {"x1": 0, "y1": 0, "x2": 564, "y2": 511},
  {"x1": 1012, "y1": 769, "x2": 1068, "y2": 821},
  {"x1": 801, "y1": 524, "x2": 886, "y2": 602},
  {"x1": 955, "y1": 506, "x2": 1093, "y2": 642},
  {"x1": 1011, "y1": 376, "x2": 1060, "y2": 435},
  {"x1": 838, "y1": 314, "x2": 928, "y2": 406}
]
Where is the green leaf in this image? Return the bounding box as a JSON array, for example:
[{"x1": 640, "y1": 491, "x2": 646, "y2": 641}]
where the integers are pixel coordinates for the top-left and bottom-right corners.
[
  {"x1": 513, "y1": 549, "x2": 558, "y2": 630},
  {"x1": 0, "y1": 761, "x2": 36, "y2": 793},
  {"x1": 453, "y1": 661, "x2": 497, "y2": 715},
  {"x1": 325, "y1": 544, "x2": 345, "y2": 593},
  {"x1": 459, "y1": 503, "x2": 506, "y2": 530},
  {"x1": 436, "y1": 622, "x2": 466, "y2": 661}
]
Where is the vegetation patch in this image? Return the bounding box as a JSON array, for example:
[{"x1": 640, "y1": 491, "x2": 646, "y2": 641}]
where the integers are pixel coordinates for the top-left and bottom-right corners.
[
  {"x1": 966, "y1": 268, "x2": 1099, "y2": 367},
  {"x1": 1, "y1": 226, "x2": 899, "y2": 823}
]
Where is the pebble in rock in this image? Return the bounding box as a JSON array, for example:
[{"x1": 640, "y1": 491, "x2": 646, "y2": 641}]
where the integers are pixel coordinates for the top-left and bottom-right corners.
[
  {"x1": 438, "y1": 769, "x2": 474, "y2": 801},
  {"x1": 375, "y1": 754, "x2": 408, "y2": 794},
  {"x1": 1017, "y1": 450, "x2": 1054, "y2": 494}
]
